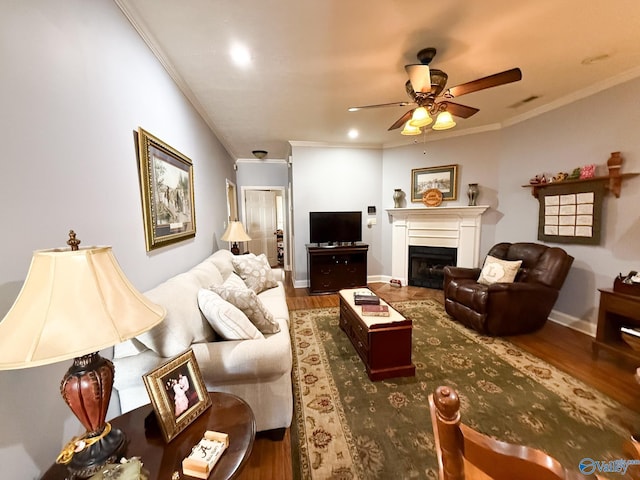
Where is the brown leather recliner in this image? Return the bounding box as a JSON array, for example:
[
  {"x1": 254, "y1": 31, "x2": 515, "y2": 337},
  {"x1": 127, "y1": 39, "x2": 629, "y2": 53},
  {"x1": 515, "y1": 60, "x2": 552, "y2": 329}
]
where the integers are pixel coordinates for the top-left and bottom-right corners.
[{"x1": 443, "y1": 242, "x2": 574, "y2": 336}]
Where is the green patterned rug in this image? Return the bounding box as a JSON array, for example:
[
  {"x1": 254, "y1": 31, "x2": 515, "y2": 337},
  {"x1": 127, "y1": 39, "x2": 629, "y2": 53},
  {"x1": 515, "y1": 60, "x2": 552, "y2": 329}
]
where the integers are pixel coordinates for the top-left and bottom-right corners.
[{"x1": 290, "y1": 299, "x2": 640, "y2": 480}]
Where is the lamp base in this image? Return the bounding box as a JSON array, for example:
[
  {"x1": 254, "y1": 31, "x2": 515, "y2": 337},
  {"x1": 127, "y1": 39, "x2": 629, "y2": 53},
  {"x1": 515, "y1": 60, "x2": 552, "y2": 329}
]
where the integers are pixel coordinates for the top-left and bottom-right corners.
[
  {"x1": 58, "y1": 353, "x2": 127, "y2": 478},
  {"x1": 230, "y1": 242, "x2": 240, "y2": 255},
  {"x1": 67, "y1": 427, "x2": 126, "y2": 478}
]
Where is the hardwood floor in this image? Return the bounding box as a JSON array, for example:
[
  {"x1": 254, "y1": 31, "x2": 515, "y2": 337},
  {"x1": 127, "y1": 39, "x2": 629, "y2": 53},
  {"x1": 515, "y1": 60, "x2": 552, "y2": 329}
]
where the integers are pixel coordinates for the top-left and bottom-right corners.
[{"x1": 236, "y1": 279, "x2": 640, "y2": 480}]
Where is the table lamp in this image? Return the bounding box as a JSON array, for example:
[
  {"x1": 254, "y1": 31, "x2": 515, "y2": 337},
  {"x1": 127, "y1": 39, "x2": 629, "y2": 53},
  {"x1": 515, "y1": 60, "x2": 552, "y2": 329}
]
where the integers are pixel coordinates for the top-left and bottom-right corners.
[
  {"x1": 0, "y1": 231, "x2": 165, "y2": 478},
  {"x1": 220, "y1": 221, "x2": 251, "y2": 255}
]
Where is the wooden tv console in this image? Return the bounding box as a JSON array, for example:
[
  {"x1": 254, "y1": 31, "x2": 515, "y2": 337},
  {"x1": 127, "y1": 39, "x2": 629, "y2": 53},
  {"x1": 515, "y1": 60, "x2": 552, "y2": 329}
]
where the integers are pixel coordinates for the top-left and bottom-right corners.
[
  {"x1": 307, "y1": 243, "x2": 368, "y2": 294},
  {"x1": 338, "y1": 288, "x2": 415, "y2": 381}
]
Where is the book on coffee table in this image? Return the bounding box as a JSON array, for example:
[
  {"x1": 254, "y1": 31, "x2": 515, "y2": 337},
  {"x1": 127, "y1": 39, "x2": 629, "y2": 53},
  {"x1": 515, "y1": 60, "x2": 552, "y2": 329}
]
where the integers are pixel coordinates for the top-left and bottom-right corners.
[
  {"x1": 354, "y1": 291, "x2": 380, "y2": 305},
  {"x1": 361, "y1": 304, "x2": 390, "y2": 316}
]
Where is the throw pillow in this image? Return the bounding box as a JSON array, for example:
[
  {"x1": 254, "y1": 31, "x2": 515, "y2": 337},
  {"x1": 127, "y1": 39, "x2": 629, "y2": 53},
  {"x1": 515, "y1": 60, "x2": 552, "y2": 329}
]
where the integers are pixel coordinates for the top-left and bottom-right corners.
[
  {"x1": 210, "y1": 275, "x2": 280, "y2": 334},
  {"x1": 477, "y1": 255, "x2": 523, "y2": 285},
  {"x1": 197, "y1": 288, "x2": 264, "y2": 340},
  {"x1": 232, "y1": 253, "x2": 278, "y2": 294}
]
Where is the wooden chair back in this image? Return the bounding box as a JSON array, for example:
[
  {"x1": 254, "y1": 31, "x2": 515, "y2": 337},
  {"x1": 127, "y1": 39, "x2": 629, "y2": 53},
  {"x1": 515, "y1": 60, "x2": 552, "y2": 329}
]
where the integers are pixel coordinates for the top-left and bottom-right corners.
[{"x1": 429, "y1": 386, "x2": 596, "y2": 480}]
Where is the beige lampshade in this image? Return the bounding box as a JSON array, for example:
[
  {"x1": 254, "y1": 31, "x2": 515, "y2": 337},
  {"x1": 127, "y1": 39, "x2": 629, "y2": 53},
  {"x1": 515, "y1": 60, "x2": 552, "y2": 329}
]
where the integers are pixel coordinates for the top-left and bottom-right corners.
[
  {"x1": 0, "y1": 246, "x2": 165, "y2": 369},
  {"x1": 432, "y1": 111, "x2": 457, "y2": 130},
  {"x1": 400, "y1": 121, "x2": 422, "y2": 136},
  {"x1": 408, "y1": 107, "x2": 433, "y2": 128},
  {"x1": 221, "y1": 221, "x2": 252, "y2": 242},
  {"x1": 405, "y1": 64, "x2": 431, "y2": 93}
]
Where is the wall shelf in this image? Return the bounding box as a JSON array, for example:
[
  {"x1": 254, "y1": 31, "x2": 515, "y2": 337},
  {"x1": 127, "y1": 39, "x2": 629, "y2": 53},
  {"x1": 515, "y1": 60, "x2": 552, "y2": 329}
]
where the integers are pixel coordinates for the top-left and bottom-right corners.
[{"x1": 522, "y1": 173, "x2": 638, "y2": 198}]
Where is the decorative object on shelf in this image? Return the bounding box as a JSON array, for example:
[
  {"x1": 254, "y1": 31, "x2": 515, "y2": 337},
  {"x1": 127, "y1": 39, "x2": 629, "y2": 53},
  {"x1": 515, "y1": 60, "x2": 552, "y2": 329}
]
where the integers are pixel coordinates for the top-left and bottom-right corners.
[
  {"x1": 607, "y1": 151, "x2": 623, "y2": 174},
  {"x1": 221, "y1": 221, "x2": 251, "y2": 255},
  {"x1": 467, "y1": 183, "x2": 479, "y2": 206},
  {"x1": 252, "y1": 150, "x2": 268, "y2": 160},
  {"x1": 552, "y1": 172, "x2": 568, "y2": 182},
  {"x1": 411, "y1": 164, "x2": 458, "y2": 202},
  {"x1": 88, "y1": 457, "x2": 149, "y2": 480},
  {"x1": 422, "y1": 188, "x2": 443, "y2": 207},
  {"x1": 524, "y1": 152, "x2": 638, "y2": 199},
  {"x1": 392, "y1": 188, "x2": 405, "y2": 208},
  {"x1": 0, "y1": 231, "x2": 166, "y2": 479},
  {"x1": 136, "y1": 127, "x2": 196, "y2": 251},
  {"x1": 580, "y1": 164, "x2": 596, "y2": 179},
  {"x1": 567, "y1": 167, "x2": 581, "y2": 180},
  {"x1": 143, "y1": 349, "x2": 212, "y2": 443}
]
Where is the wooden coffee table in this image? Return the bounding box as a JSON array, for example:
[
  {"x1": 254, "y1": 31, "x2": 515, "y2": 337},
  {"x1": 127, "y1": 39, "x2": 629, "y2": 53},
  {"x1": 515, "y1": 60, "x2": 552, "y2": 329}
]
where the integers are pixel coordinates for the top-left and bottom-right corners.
[
  {"x1": 42, "y1": 391, "x2": 256, "y2": 480},
  {"x1": 339, "y1": 288, "x2": 415, "y2": 381}
]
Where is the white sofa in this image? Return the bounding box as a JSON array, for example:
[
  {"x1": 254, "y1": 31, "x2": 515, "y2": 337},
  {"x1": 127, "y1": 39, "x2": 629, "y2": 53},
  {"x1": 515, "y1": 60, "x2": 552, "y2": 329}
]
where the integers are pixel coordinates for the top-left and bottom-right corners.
[{"x1": 112, "y1": 249, "x2": 293, "y2": 433}]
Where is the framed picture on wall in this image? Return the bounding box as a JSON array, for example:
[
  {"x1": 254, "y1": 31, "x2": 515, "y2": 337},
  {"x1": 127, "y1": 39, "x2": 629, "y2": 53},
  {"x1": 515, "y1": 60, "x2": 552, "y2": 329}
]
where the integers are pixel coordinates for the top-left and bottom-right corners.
[
  {"x1": 411, "y1": 164, "x2": 458, "y2": 202},
  {"x1": 136, "y1": 127, "x2": 196, "y2": 251}
]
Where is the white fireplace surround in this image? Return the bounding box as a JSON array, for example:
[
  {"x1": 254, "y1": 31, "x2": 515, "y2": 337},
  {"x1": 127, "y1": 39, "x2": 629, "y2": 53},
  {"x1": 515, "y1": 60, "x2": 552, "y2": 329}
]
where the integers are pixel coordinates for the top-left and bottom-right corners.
[{"x1": 387, "y1": 206, "x2": 489, "y2": 285}]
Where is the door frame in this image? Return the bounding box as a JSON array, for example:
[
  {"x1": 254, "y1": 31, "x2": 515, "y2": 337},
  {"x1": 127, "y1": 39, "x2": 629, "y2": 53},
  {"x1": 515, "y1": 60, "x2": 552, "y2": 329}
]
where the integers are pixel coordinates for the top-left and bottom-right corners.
[{"x1": 240, "y1": 185, "x2": 289, "y2": 269}]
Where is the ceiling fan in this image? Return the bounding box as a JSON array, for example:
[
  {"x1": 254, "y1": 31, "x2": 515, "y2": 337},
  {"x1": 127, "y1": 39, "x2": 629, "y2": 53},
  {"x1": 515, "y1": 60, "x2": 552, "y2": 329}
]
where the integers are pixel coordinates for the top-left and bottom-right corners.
[{"x1": 348, "y1": 47, "x2": 522, "y2": 134}]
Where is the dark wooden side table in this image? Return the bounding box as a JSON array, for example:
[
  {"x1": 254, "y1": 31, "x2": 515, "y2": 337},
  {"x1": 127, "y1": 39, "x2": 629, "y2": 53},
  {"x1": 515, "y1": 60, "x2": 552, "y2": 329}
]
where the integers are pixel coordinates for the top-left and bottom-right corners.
[
  {"x1": 42, "y1": 391, "x2": 256, "y2": 480},
  {"x1": 593, "y1": 288, "x2": 640, "y2": 363}
]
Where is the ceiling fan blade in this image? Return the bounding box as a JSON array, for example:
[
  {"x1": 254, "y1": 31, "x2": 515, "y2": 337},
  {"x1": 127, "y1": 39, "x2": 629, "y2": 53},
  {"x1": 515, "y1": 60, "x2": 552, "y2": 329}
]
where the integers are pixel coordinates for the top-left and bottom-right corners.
[
  {"x1": 448, "y1": 68, "x2": 522, "y2": 98},
  {"x1": 388, "y1": 110, "x2": 414, "y2": 130},
  {"x1": 438, "y1": 101, "x2": 480, "y2": 119},
  {"x1": 348, "y1": 101, "x2": 413, "y2": 112}
]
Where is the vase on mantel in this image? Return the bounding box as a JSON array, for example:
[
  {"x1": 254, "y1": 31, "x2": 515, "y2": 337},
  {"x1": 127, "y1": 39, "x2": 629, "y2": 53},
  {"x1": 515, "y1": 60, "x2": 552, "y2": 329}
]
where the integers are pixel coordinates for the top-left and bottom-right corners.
[
  {"x1": 467, "y1": 183, "x2": 479, "y2": 206},
  {"x1": 393, "y1": 188, "x2": 405, "y2": 208}
]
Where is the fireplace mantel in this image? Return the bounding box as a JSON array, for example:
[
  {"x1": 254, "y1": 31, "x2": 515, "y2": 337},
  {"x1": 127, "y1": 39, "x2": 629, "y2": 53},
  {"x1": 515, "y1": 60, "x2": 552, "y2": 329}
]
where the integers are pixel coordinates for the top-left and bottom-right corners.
[{"x1": 386, "y1": 206, "x2": 489, "y2": 285}]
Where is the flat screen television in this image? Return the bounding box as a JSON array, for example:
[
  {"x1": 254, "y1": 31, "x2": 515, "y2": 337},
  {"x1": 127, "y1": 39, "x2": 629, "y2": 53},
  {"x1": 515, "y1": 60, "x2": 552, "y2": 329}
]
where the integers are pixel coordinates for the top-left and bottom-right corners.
[{"x1": 309, "y1": 211, "x2": 362, "y2": 245}]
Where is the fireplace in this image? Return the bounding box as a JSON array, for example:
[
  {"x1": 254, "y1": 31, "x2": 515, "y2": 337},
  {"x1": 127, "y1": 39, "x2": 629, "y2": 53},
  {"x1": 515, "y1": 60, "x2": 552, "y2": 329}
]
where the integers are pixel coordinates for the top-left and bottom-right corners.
[
  {"x1": 387, "y1": 206, "x2": 488, "y2": 286},
  {"x1": 408, "y1": 246, "x2": 457, "y2": 289}
]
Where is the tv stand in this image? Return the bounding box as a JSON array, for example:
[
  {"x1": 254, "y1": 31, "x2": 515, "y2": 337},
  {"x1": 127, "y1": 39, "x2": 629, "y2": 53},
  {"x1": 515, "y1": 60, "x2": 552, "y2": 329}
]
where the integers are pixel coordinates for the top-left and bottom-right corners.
[{"x1": 307, "y1": 243, "x2": 368, "y2": 294}]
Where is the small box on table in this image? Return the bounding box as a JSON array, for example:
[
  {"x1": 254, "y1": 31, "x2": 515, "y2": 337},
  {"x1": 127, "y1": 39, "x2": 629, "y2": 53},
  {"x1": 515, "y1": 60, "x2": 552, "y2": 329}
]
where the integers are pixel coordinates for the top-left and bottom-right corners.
[{"x1": 182, "y1": 431, "x2": 229, "y2": 479}]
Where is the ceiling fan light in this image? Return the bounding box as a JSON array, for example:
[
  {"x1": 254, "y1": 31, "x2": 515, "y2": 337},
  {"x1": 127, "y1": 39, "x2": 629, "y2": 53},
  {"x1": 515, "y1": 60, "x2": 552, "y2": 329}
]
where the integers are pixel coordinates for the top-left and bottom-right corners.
[
  {"x1": 401, "y1": 121, "x2": 422, "y2": 136},
  {"x1": 405, "y1": 64, "x2": 431, "y2": 93},
  {"x1": 408, "y1": 107, "x2": 432, "y2": 128},
  {"x1": 432, "y1": 111, "x2": 456, "y2": 130}
]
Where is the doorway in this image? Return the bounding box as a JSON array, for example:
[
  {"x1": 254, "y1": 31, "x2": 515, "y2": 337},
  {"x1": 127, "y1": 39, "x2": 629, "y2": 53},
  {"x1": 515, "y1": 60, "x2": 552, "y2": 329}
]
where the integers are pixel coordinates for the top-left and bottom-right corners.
[{"x1": 241, "y1": 187, "x2": 286, "y2": 267}]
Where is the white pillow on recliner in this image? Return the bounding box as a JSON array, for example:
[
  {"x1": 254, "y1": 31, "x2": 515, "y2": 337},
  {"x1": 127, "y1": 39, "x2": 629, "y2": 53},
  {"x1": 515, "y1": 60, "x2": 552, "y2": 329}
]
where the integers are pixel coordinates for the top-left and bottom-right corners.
[
  {"x1": 197, "y1": 288, "x2": 264, "y2": 340},
  {"x1": 477, "y1": 255, "x2": 522, "y2": 285}
]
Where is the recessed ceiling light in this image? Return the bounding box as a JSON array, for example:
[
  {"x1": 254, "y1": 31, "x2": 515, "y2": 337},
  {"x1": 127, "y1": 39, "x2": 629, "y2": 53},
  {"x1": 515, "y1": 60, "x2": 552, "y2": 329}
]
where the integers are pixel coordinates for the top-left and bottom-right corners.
[
  {"x1": 230, "y1": 43, "x2": 251, "y2": 67},
  {"x1": 348, "y1": 129, "x2": 359, "y2": 139}
]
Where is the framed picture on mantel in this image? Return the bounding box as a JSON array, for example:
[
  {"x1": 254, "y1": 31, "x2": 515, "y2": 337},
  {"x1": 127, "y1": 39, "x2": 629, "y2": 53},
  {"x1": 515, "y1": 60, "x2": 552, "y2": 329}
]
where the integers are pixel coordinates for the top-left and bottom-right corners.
[{"x1": 411, "y1": 164, "x2": 458, "y2": 202}]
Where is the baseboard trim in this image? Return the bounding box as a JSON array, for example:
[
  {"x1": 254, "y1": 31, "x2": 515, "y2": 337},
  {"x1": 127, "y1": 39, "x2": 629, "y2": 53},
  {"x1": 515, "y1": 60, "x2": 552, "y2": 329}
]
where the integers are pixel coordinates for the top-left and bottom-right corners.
[{"x1": 548, "y1": 309, "x2": 596, "y2": 337}]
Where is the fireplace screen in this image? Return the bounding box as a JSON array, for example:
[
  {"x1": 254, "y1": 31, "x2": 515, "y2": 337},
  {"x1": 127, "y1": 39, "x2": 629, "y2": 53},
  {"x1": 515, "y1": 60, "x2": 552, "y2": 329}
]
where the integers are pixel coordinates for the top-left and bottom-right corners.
[{"x1": 408, "y1": 246, "x2": 457, "y2": 289}]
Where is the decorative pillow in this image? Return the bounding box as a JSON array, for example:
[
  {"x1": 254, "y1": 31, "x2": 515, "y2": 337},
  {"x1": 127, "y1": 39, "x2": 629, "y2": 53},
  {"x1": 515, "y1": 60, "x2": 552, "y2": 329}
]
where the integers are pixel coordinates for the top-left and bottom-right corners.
[
  {"x1": 210, "y1": 275, "x2": 280, "y2": 334},
  {"x1": 477, "y1": 255, "x2": 523, "y2": 285},
  {"x1": 232, "y1": 253, "x2": 277, "y2": 294},
  {"x1": 197, "y1": 288, "x2": 264, "y2": 340}
]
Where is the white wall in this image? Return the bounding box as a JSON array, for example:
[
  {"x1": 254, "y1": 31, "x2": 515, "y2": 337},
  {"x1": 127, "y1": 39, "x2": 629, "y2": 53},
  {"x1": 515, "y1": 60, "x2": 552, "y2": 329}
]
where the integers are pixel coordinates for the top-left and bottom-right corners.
[
  {"x1": 0, "y1": 2, "x2": 235, "y2": 478},
  {"x1": 290, "y1": 145, "x2": 383, "y2": 286},
  {"x1": 496, "y1": 77, "x2": 640, "y2": 327}
]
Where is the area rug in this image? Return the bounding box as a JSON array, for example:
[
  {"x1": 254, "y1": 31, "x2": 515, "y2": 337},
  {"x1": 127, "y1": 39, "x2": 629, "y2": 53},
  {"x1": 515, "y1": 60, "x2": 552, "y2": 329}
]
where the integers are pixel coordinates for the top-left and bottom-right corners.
[{"x1": 290, "y1": 299, "x2": 640, "y2": 480}]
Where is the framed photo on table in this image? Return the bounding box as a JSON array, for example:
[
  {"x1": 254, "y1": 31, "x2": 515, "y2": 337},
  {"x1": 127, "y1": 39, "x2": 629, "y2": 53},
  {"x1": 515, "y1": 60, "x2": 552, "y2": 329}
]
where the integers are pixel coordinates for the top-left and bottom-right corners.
[
  {"x1": 136, "y1": 127, "x2": 196, "y2": 251},
  {"x1": 143, "y1": 349, "x2": 211, "y2": 442},
  {"x1": 411, "y1": 164, "x2": 458, "y2": 202}
]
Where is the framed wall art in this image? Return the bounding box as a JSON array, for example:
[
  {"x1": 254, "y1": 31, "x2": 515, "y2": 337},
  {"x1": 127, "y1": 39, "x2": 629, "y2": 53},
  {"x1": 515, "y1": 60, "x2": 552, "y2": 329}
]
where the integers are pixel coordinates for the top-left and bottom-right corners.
[
  {"x1": 136, "y1": 127, "x2": 196, "y2": 251},
  {"x1": 411, "y1": 164, "x2": 458, "y2": 202},
  {"x1": 143, "y1": 349, "x2": 211, "y2": 442}
]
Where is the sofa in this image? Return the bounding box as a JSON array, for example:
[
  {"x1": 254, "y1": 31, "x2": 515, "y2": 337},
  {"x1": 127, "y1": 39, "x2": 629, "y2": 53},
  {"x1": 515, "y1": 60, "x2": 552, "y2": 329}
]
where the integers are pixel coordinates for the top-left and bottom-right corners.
[
  {"x1": 112, "y1": 249, "x2": 293, "y2": 433},
  {"x1": 443, "y1": 242, "x2": 574, "y2": 336}
]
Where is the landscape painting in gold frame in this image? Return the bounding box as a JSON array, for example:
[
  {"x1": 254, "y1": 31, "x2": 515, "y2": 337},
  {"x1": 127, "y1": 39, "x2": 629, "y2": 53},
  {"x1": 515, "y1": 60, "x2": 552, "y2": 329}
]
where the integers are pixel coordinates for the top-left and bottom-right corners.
[
  {"x1": 411, "y1": 164, "x2": 458, "y2": 202},
  {"x1": 143, "y1": 349, "x2": 211, "y2": 443},
  {"x1": 136, "y1": 127, "x2": 196, "y2": 251}
]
